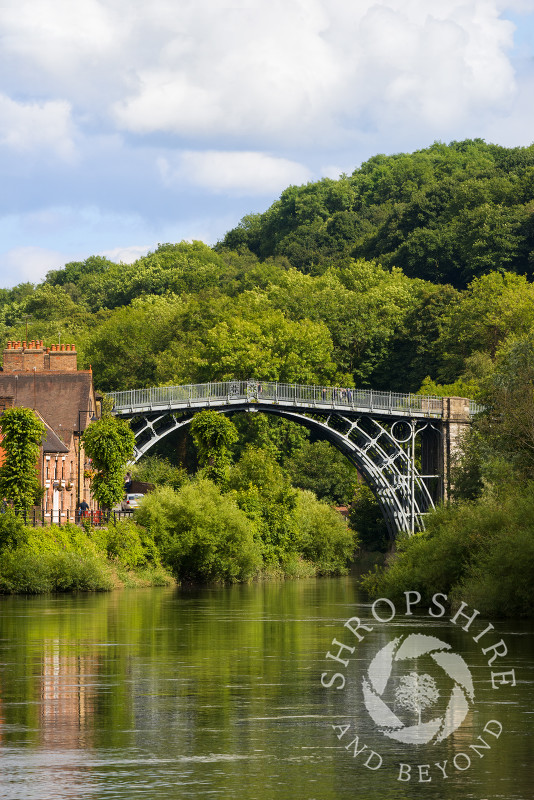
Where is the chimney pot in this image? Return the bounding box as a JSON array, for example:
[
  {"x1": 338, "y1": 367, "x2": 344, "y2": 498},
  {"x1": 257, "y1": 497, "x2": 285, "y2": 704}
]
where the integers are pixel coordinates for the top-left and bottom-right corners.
[{"x1": 60, "y1": 344, "x2": 65, "y2": 351}]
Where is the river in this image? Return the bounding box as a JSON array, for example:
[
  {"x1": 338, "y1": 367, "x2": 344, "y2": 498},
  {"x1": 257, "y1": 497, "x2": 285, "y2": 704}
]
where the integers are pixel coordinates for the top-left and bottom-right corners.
[{"x1": 0, "y1": 578, "x2": 531, "y2": 799}]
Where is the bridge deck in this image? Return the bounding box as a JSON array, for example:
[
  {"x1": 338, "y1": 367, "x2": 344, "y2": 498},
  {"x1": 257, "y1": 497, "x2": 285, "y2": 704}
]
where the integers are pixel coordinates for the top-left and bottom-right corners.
[{"x1": 109, "y1": 380, "x2": 483, "y2": 419}]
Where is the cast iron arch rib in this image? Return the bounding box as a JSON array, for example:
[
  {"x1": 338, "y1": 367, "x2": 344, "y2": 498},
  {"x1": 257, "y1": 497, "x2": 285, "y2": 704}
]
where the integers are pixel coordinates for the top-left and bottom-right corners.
[{"x1": 124, "y1": 401, "x2": 439, "y2": 537}]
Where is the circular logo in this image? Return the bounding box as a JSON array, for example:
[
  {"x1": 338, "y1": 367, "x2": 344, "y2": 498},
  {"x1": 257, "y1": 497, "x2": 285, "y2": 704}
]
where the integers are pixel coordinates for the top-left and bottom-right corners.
[{"x1": 362, "y1": 633, "x2": 474, "y2": 745}]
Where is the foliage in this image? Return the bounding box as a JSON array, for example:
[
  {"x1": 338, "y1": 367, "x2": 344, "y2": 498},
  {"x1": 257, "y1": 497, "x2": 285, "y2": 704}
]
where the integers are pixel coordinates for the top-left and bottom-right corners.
[
  {"x1": 131, "y1": 455, "x2": 186, "y2": 490},
  {"x1": 227, "y1": 447, "x2": 298, "y2": 564},
  {"x1": 0, "y1": 548, "x2": 113, "y2": 593},
  {"x1": 231, "y1": 413, "x2": 309, "y2": 466},
  {"x1": 0, "y1": 510, "x2": 28, "y2": 550},
  {"x1": 0, "y1": 518, "x2": 171, "y2": 594},
  {"x1": 285, "y1": 440, "x2": 357, "y2": 505},
  {"x1": 294, "y1": 490, "x2": 357, "y2": 574},
  {"x1": 2, "y1": 139, "x2": 534, "y2": 599},
  {"x1": 417, "y1": 375, "x2": 480, "y2": 400},
  {"x1": 0, "y1": 408, "x2": 46, "y2": 510},
  {"x1": 476, "y1": 334, "x2": 534, "y2": 481},
  {"x1": 135, "y1": 481, "x2": 262, "y2": 582},
  {"x1": 361, "y1": 487, "x2": 534, "y2": 617},
  {"x1": 349, "y1": 480, "x2": 389, "y2": 552},
  {"x1": 103, "y1": 519, "x2": 159, "y2": 570},
  {"x1": 219, "y1": 139, "x2": 534, "y2": 289},
  {"x1": 190, "y1": 410, "x2": 238, "y2": 484},
  {"x1": 82, "y1": 416, "x2": 135, "y2": 509}
]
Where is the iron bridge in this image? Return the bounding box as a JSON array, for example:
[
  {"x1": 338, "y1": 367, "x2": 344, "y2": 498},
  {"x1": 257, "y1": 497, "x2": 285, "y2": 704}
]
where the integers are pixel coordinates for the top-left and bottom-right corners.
[{"x1": 109, "y1": 380, "x2": 481, "y2": 538}]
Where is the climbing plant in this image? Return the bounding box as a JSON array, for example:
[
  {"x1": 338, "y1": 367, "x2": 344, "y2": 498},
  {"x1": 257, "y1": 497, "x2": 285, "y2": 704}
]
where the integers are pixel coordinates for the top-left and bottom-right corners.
[
  {"x1": 82, "y1": 416, "x2": 135, "y2": 509},
  {"x1": 0, "y1": 407, "x2": 46, "y2": 510}
]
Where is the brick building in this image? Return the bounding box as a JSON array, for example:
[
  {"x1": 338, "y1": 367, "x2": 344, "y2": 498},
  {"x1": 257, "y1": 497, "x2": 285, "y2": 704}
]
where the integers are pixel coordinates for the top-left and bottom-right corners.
[{"x1": 0, "y1": 340, "x2": 100, "y2": 521}]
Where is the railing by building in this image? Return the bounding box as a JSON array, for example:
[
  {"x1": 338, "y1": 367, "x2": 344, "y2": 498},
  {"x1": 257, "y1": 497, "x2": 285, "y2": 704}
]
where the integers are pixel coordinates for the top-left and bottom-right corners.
[
  {"x1": 108, "y1": 379, "x2": 484, "y2": 419},
  {"x1": 9, "y1": 508, "x2": 134, "y2": 528}
]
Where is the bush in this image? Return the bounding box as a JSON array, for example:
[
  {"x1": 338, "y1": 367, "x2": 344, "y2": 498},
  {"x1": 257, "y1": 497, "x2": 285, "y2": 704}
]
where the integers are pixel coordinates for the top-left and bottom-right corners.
[
  {"x1": 349, "y1": 481, "x2": 389, "y2": 552},
  {"x1": 451, "y1": 515, "x2": 534, "y2": 618},
  {"x1": 135, "y1": 480, "x2": 262, "y2": 582},
  {"x1": 0, "y1": 511, "x2": 28, "y2": 551},
  {"x1": 132, "y1": 456, "x2": 186, "y2": 490},
  {"x1": 228, "y1": 448, "x2": 298, "y2": 564},
  {"x1": 361, "y1": 487, "x2": 534, "y2": 617},
  {"x1": 0, "y1": 547, "x2": 113, "y2": 593},
  {"x1": 294, "y1": 490, "x2": 357, "y2": 574},
  {"x1": 104, "y1": 519, "x2": 159, "y2": 569}
]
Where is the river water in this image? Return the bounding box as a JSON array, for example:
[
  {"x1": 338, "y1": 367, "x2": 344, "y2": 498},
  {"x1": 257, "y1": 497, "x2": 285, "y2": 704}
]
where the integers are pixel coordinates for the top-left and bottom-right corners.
[{"x1": 0, "y1": 578, "x2": 531, "y2": 800}]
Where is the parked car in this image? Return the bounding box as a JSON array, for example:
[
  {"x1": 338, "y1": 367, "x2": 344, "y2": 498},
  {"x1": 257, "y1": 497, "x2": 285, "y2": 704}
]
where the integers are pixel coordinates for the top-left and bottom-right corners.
[{"x1": 121, "y1": 493, "x2": 144, "y2": 511}]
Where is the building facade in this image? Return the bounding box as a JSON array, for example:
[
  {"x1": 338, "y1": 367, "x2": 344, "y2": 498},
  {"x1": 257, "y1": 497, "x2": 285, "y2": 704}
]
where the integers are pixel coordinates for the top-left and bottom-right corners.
[{"x1": 0, "y1": 340, "x2": 100, "y2": 521}]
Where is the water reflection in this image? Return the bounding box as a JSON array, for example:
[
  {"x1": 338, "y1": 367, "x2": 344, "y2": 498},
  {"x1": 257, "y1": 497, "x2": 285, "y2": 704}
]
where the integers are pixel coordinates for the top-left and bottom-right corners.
[{"x1": 0, "y1": 580, "x2": 530, "y2": 799}]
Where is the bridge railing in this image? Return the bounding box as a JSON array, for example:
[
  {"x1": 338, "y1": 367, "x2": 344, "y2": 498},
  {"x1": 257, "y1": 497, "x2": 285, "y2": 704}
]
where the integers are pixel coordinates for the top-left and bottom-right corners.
[{"x1": 109, "y1": 380, "x2": 452, "y2": 418}]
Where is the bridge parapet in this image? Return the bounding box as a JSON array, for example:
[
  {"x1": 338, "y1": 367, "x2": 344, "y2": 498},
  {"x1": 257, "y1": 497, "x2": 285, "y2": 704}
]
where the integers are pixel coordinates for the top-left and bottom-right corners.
[{"x1": 109, "y1": 379, "x2": 482, "y2": 419}]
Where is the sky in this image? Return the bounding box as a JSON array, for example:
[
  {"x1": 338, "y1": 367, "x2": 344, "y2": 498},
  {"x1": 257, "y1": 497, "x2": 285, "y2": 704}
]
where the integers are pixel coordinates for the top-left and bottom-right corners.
[{"x1": 0, "y1": 0, "x2": 533, "y2": 288}]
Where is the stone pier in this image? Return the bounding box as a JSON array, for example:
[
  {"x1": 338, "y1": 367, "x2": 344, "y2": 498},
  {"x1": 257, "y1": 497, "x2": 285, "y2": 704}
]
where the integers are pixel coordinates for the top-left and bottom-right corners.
[{"x1": 441, "y1": 396, "x2": 472, "y2": 501}]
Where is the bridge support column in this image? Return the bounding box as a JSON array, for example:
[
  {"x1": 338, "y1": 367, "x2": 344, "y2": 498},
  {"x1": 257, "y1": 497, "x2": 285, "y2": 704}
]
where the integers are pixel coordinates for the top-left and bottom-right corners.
[{"x1": 441, "y1": 396, "x2": 472, "y2": 501}]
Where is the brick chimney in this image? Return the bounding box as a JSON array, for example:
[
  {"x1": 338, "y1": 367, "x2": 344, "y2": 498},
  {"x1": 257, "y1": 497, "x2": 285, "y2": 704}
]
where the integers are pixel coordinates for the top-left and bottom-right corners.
[{"x1": 2, "y1": 341, "x2": 77, "y2": 372}]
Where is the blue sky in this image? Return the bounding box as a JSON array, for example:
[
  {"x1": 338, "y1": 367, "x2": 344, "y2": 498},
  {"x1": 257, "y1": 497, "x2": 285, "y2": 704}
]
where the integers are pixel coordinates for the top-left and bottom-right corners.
[{"x1": 0, "y1": 0, "x2": 533, "y2": 288}]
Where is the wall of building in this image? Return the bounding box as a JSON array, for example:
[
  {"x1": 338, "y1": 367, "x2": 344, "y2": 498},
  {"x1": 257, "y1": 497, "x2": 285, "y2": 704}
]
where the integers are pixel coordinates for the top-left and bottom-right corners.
[{"x1": 0, "y1": 340, "x2": 98, "y2": 520}]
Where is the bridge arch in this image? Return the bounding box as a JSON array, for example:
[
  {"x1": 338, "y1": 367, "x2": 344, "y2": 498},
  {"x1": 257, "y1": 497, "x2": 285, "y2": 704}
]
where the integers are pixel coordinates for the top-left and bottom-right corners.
[
  {"x1": 125, "y1": 402, "x2": 441, "y2": 538},
  {"x1": 110, "y1": 379, "x2": 477, "y2": 537}
]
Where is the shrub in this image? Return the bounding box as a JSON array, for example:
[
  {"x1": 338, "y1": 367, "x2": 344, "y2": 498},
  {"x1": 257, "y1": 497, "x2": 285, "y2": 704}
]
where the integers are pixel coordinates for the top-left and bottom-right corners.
[
  {"x1": 0, "y1": 547, "x2": 113, "y2": 593},
  {"x1": 228, "y1": 448, "x2": 298, "y2": 564},
  {"x1": 0, "y1": 511, "x2": 28, "y2": 551},
  {"x1": 294, "y1": 490, "x2": 357, "y2": 574},
  {"x1": 136, "y1": 480, "x2": 262, "y2": 582},
  {"x1": 349, "y1": 480, "x2": 389, "y2": 552},
  {"x1": 361, "y1": 487, "x2": 534, "y2": 617},
  {"x1": 104, "y1": 519, "x2": 159, "y2": 569}
]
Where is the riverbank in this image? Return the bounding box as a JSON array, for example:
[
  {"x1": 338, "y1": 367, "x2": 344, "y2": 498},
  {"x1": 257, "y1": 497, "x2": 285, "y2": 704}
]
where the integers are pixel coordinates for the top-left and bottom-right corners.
[
  {"x1": 0, "y1": 501, "x2": 358, "y2": 594},
  {"x1": 361, "y1": 485, "x2": 534, "y2": 618},
  {"x1": 0, "y1": 512, "x2": 175, "y2": 594}
]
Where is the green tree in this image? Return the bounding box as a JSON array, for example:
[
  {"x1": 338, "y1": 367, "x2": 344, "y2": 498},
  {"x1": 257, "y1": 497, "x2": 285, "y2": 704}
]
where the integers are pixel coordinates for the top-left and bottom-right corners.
[
  {"x1": 0, "y1": 408, "x2": 45, "y2": 510},
  {"x1": 190, "y1": 410, "x2": 238, "y2": 484},
  {"x1": 227, "y1": 447, "x2": 298, "y2": 564},
  {"x1": 82, "y1": 416, "x2": 135, "y2": 509},
  {"x1": 285, "y1": 440, "x2": 357, "y2": 505},
  {"x1": 349, "y1": 480, "x2": 389, "y2": 552}
]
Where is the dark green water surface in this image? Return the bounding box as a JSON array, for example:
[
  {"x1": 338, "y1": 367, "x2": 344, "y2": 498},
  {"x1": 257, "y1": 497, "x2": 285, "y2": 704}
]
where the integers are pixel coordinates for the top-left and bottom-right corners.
[{"x1": 0, "y1": 578, "x2": 531, "y2": 799}]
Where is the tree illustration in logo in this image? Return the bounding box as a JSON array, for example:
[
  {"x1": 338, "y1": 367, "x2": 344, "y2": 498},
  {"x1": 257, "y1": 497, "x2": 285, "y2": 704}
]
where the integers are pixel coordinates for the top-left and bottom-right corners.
[
  {"x1": 362, "y1": 633, "x2": 474, "y2": 745},
  {"x1": 394, "y1": 672, "x2": 440, "y2": 726}
]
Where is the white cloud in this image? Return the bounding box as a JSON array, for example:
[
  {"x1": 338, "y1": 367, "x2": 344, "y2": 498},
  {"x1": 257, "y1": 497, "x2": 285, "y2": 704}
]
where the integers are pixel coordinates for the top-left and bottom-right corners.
[
  {"x1": 2, "y1": 246, "x2": 68, "y2": 285},
  {"x1": 110, "y1": 0, "x2": 519, "y2": 143},
  {"x1": 158, "y1": 151, "x2": 312, "y2": 195},
  {"x1": 100, "y1": 244, "x2": 151, "y2": 263},
  {"x1": 0, "y1": 0, "x2": 532, "y2": 283},
  {"x1": 0, "y1": 94, "x2": 75, "y2": 158},
  {"x1": 0, "y1": 0, "x2": 525, "y2": 146}
]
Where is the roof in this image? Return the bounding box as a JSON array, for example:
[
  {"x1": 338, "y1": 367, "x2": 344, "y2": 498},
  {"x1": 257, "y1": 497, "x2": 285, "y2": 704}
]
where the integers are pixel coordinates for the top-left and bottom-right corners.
[
  {"x1": 0, "y1": 371, "x2": 95, "y2": 446},
  {"x1": 41, "y1": 420, "x2": 69, "y2": 454}
]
